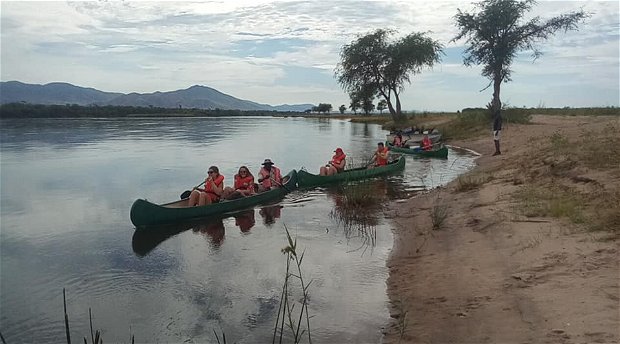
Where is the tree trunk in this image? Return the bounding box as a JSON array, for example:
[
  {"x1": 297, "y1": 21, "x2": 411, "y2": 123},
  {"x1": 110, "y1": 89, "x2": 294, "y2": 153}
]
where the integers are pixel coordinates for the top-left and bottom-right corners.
[
  {"x1": 492, "y1": 76, "x2": 502, "y2": 116},
  {"x1": 393, "y1": 91, "x2": 407, "y2": 123}
]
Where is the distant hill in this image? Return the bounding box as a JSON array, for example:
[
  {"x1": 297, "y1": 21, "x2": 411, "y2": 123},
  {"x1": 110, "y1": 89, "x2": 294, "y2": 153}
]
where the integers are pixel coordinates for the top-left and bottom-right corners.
[
  {"x1": 0, "y1": 81, "x2": 122, "y2": 105},
  {"x1": 0, "y1": 81, "x2": 314, "y2": 112}
]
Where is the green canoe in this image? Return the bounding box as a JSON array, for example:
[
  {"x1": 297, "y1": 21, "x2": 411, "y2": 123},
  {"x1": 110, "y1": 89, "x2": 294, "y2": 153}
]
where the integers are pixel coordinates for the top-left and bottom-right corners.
[
  {"x1": 130, "y1": 170, "x2": 297, "y2": 227},
  {"x1": 386, "y1": 142, "x2": 448, "y2": 158},
  {"x1": 297, "y1": 155, "x2": 405, "y2": 188}
]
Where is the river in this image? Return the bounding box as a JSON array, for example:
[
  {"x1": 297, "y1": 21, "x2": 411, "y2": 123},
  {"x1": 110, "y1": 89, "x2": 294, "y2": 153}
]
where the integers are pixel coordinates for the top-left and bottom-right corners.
[{"x1": 0, "y1": 116, "x2": 476, "y2": 343}]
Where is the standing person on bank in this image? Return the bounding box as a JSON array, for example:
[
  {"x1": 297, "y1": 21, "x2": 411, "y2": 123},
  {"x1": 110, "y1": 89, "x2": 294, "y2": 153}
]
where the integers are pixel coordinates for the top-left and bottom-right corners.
[
  {"x1": 257, "y1": 159, "x2": 283, "y2": 192},
  {"x1": 320, "y1": 147, "x2": 346, "y2": 176},
  {"x1": 493, "y1": 110, "x2": 502, "y2": 156}
]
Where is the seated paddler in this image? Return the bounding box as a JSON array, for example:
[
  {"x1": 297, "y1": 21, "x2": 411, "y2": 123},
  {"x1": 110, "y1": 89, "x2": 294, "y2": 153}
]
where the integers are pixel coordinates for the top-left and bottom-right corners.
[
  {"x1": 188, "y1": 165, "x2": 224, "y2": 206},
  {"x1": 320, "y1": 147, "x2": 346, "y2": 176}
]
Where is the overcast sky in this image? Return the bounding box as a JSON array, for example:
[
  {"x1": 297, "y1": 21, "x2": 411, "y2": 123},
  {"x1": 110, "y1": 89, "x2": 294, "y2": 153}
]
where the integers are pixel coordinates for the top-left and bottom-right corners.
[{"x1": 1, "y1": 0, "x2": 618, "y2": 111}]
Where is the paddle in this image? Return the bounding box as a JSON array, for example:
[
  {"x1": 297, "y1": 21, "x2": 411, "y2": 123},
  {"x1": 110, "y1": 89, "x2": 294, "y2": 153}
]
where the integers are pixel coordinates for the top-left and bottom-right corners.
[
  {"x1": 365, "y1": 151, "x2": 379, "y2": 167},
  {"x1": 269, "y1": 176, "x2": 292, "y2": 192},
  {"x1": 180, "y1": 180, "x2": 206, "y2": 199}
]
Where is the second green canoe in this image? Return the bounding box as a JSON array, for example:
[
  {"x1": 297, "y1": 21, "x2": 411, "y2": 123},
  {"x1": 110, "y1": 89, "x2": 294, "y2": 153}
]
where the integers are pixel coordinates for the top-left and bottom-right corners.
[
  {"x1": 297, "y1": 155, "x2": 406, "y2": 188},
  {"x1": 386, "y1": 142, "x2": 448, "y2": 158}
]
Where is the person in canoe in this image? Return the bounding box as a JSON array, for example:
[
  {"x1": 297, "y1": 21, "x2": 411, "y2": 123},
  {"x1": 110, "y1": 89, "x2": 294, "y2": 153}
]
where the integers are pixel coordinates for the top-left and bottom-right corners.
[
  {"x1": 188, "y1": 166, "x2": 224, "y2": 206},
  {"x1": 369, "y1": 142, "x2": 389, "y2": 167},
  {"x1": 257, "y1": 158, "x2": 283, "y2": 192},
  {"x1": 420, "y1": 134, "x2": 433, "y2": 151},
  {"x1": 392, "y1": 132, "x2": 404, "y2": 147},
  {"x1": 222, "y1": 165, "x2": 255, "y2": 200},
  {"x1": 320, "y1": 147, "x2": 346, "y2": 176}
]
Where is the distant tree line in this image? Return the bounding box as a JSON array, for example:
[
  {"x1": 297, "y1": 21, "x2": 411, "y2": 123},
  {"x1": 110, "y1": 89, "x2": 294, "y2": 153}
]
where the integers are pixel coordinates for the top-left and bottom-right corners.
[
  {"x1": 304, "y1": 103, "x2": 333, "y2": 114},
  {"x1": 0, "y1": 103, "x2": 305, "y2": 118}
]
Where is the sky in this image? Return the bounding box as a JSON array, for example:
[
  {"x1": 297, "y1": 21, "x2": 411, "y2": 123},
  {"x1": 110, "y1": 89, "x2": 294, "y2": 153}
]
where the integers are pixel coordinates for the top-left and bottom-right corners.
[{"x1": 1, "y1": 0, "x2": 618, "y2": 112}]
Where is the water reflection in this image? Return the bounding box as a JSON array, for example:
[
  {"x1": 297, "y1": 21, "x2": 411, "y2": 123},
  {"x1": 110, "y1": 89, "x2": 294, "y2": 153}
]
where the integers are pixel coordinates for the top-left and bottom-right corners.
[
  {"x1": 194, "y1": 217, "x2": 226, "y2": 248},
  {"x1": 234, "y1": 209, "x2": 256, "y2": 233},
  {"x1": 132, "y1": 208, "x2": 266, "y2": 256},
  {"x1": 259, "y1": 205, "x2": 283, "y2": 226}
]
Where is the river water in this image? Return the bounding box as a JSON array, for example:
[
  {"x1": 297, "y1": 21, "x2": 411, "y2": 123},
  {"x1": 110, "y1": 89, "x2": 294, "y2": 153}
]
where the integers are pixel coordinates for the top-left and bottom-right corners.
[{"x1": 0, "y1": 116, "x2": 476, "y2": 343}]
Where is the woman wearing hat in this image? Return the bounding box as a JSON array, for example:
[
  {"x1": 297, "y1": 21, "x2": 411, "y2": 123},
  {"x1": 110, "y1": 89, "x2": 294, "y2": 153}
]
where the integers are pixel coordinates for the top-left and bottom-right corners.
[
  {"x1": 257, "y1": 158, "x2": 282, "y2": 192},
  {"x1": 320, "y1": 148, "x2": 346, "y2": 176}
]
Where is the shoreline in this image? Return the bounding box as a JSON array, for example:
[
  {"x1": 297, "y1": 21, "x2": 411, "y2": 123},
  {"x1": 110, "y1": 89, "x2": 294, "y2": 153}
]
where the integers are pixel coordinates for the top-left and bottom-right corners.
[{"x1": 382, "y1": 115, "x2": 619, "y2": 343}]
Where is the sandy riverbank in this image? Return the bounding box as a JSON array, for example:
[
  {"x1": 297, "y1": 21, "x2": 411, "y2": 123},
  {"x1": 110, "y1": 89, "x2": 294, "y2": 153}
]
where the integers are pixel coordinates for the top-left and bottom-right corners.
[{"x1": 382, "y1": 115, "x2": 619, "y2": 343}]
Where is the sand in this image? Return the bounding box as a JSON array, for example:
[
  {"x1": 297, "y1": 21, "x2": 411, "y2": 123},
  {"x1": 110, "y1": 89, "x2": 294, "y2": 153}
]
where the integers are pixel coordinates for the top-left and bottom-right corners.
[{"x1": 383, "y1": 115, "x2": 619, "y2": 344}]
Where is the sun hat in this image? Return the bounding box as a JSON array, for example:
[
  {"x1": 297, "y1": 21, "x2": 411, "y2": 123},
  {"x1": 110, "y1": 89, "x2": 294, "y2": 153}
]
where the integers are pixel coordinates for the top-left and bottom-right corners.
[
  {"x1": 262, "y1": 158, "x2": 274, "y2": 165},
  {"x1": 334, "y1": 148, "x2": 344, "y2": 154}
]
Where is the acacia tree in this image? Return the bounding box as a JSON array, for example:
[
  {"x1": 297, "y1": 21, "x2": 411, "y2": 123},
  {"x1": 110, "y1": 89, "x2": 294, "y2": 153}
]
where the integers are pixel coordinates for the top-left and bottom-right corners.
[
  {"x1": 336, "y1": 29, "x2": 443, "y2": 122},
  {"x1": 349, "y1": 99, "x2": 361, "y2": 115},
  {"x1": 452, "y1": 0, "x2": 589, "y2": 118},
  {"x1": 362, "y1": 99, "x2": 375, "y2": 116},
  {"x1": 377, "y1": 99, "x2": 387, "y2": 114}
]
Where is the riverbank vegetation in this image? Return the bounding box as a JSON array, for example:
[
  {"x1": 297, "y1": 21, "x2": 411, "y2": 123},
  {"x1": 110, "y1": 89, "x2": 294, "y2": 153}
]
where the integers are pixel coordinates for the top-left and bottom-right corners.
[{"x1": 0, "y1": 102, "x2": 305, "y2": 118}]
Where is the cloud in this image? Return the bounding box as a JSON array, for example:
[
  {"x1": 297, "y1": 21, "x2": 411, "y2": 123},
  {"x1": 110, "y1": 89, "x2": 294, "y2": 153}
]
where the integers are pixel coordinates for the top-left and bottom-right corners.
[{"x1": 1, "y1": 0, "x2": 618, "y2": 111}]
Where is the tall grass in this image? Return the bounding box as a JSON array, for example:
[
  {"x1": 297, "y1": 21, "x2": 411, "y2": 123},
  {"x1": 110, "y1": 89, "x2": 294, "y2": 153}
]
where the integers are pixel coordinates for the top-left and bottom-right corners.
[
  {"x1": 329, "y1": 183, "x2": 382, "y2": 250},
  {"x1": 431, "y1": 204, "x2": 449, "y2": 230},
  {"x1": 61, "y1": 288, "x2": 134, "y2": 344},
  {"x1": 273, "y1": 225, "x2": 312, "y2": 344}
]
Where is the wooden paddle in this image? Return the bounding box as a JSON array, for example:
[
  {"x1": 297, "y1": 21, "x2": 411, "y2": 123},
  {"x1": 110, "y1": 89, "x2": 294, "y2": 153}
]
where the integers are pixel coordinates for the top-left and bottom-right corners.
[
  {"x1": 180, "y1": 180, "x2": 206, "y2": 199},
  {"x1": 269, "y1": 176, "x2": 292, "y2": 192}
]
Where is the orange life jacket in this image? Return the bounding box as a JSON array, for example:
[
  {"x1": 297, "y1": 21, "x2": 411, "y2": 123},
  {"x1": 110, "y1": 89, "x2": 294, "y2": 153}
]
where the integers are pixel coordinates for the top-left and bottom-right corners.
[
  {"x1": 376, "y1": 147, "x2": 389, "y2": 166},
  {"x1": 234, "y1": 174, "x2": 255, "y2": 192},
  {"x1": 330, "y1": 153, "x2": 346, "y2": 171},
  {"x1": 204, "y1": 174, "x2": 224, "y2": 201},
  {"x1": 259, "y1": 166, "x2": 282, "y2": 189},
  {"x1": 422, "y1": 137, "x2": 432, "y2": 151}
]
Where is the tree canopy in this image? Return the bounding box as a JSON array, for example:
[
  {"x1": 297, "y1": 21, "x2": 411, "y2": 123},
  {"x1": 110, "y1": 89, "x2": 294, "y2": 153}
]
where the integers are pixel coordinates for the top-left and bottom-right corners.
[
  {"x1": 452, "y1": 0, "x2": 589, "y2": 116},
  {"x1": 336, "y1": 29, "x2": 443, "y2": 122}
]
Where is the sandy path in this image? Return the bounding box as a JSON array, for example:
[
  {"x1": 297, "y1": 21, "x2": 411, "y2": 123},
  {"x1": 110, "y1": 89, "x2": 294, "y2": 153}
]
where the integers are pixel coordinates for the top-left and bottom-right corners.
[{"x1": 383, "y1": 115, "x2": 619, "y2": 344}]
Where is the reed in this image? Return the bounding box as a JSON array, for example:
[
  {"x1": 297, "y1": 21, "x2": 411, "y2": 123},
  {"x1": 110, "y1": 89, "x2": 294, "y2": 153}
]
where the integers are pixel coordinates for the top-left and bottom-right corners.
[
  {"x1": 213, "y1": 329, "x2": 228, "y2": 344},
  {"x1": 273, "y1": 225, "x2": 312, "y2": 344},
  {"x1": 60, "y1": 289, "x2": 134, "y2": 344}
]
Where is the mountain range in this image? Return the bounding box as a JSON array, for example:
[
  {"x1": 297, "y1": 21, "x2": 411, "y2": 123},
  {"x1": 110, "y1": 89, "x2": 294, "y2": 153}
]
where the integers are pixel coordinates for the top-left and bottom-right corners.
[{"x1": 0, "y1": 81, "x2": 314, "y2": 112}]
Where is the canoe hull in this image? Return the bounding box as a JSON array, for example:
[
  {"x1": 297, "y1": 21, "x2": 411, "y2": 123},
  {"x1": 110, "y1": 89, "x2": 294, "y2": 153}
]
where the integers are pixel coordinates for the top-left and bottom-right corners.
[
  {"x1": 297, "y1": 156, "x2": 405, "y2": 188},
  {"x1": 130, "y1": 170, "x2": 297, "y2": 227},
  {"x1": 386, "y1": 142, "x2": 448, "y2": 158}
]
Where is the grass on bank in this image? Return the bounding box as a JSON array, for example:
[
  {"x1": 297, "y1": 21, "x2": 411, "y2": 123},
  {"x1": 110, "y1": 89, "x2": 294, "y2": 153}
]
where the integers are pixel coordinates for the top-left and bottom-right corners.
[
  {"x1": 455, "y1": 172, "x2": 494, "y2": 192},
  {"x1": 514, "y1": 125, "x2": 620, "y2": 233},
  {"x1": 431, "y1": 204, "x2": 449, "y2": 230},
  {"x1": 349, "y1": 107, "x2": 618, "y2": 142},
  {"x1": 515, "y1": 185, "x2": 586, "y2": 224}
]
